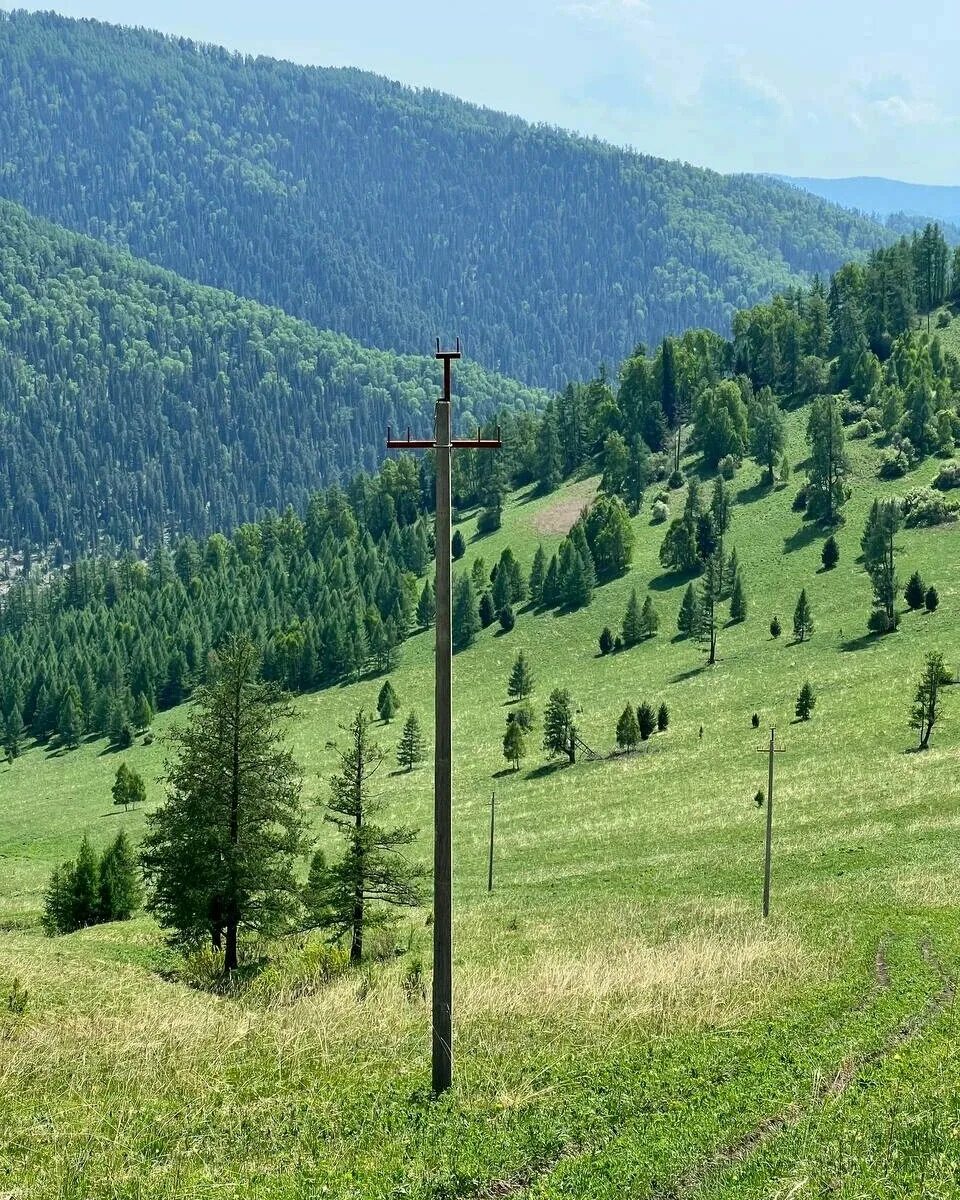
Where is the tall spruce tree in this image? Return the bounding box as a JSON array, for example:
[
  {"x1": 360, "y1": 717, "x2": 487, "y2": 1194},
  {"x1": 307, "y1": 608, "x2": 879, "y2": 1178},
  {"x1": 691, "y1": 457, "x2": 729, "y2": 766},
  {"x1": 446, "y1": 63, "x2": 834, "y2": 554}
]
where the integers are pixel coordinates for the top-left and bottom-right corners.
[
  {"x1": 793, "y1": 589, "x2": 814, "y2": 643},
  {"x1": 99, "y1": 829, "x2": 142, "y2": 921},
  {"x1": 806, "y1": 394, "x2": 849, "y2": 523},
  {"x1": 503, "y1": 719, "x2": 527, "y2": 771},
  {"x1": 616, "y1": 704, "x2": 640, "y2": 751},
  {"x1": 141, "y1": 637, "x2": 307, "y2": 973},
  {"x1": 323, "y1": 710, "x2": 424, "y2": 962},
  {"x1": 377, "y1": 679, "x2": 399, "y2": 723},
  {"x1": 452, "y1": 574, "x2": 481, "y2": 651},
  {"x1": 396, "y1": 710, "x2": 427, "y2": 772},
  {"x1": 543, "y1": 688, "x2": 576, "y2": 764},
  {"x1": 507, "y1": 650, "x2": 535, "y2": 702},
  {"x1": 862, "y1": 499, "x2": 902, "y2": 633}
]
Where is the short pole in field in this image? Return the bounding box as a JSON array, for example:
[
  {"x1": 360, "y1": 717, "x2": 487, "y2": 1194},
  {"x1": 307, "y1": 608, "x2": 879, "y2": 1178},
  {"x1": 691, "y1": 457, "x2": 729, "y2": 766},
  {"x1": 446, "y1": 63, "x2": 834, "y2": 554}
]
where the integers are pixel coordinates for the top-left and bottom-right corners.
[
  {"x1": 487, "y1": 791, "x2": 495, "y2": 893},
  {"x1": 756, "y1": 726, "x2": 786, "y2": 919}
]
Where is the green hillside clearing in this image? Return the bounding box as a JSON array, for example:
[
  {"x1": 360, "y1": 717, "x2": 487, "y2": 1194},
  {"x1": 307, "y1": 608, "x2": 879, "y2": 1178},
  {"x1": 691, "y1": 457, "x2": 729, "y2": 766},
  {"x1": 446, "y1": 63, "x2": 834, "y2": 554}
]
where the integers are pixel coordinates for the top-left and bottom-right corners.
[{"x1": 2, "y1": 411, "x2": 959, "y2": 1196}]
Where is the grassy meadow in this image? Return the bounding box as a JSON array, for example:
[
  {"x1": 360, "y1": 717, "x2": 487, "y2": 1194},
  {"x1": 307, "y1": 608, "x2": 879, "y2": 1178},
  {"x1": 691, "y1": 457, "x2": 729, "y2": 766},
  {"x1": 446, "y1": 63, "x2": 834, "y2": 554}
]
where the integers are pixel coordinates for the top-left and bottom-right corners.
[{"x1": 2, "y1": 407, "x2": 960, "y2": 1197}]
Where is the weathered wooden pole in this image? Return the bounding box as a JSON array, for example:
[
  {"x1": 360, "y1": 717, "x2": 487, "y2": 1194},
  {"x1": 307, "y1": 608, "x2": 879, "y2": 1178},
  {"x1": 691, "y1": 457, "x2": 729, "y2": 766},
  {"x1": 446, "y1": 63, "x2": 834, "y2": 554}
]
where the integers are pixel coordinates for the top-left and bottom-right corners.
[
  {"x1": 387, "y1": 340, "x2": 500, "y2": 1096},
  {"x1": 487, "y1": 791, "x2": 496, "y2": 893},
  {"x1": 432, "y1": 345, "x2": 454, "y2": 1095}
]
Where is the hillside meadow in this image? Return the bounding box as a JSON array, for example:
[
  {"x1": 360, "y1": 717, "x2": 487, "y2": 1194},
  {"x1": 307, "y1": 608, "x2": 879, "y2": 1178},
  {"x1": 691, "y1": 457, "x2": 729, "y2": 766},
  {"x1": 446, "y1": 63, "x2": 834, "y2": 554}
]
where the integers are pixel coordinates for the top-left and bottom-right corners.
[{"x1": 2, "y1": 409, "x2": 960, "y2": 1197}]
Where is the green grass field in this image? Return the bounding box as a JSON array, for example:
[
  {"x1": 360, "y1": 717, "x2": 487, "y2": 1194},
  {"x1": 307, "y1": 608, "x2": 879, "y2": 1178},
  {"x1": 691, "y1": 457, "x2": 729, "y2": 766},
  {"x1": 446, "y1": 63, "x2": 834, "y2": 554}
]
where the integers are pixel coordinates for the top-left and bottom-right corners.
[{"x1": 2, "y1": 410, "x2": 960, "y2": 1198}]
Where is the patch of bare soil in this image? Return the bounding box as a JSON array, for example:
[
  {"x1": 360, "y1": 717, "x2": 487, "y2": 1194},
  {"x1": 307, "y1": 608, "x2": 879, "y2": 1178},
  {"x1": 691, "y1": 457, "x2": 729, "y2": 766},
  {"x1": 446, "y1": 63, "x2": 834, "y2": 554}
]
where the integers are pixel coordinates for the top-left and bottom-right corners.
[{"x1": 531, "y1": 480, "x2": 598, "y2": 537}]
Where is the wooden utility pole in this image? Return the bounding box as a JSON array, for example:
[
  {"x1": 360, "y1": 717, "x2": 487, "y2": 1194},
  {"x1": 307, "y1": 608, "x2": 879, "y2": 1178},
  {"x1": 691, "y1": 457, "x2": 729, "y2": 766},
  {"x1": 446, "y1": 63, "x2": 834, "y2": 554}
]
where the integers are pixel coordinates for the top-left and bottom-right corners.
[
  {"x1": 756, "y1": 726, "x2": 786, "y2": 919},
  {"x1": 487, "y1": 791, "x2": 495, "y2": 893},
  {"x1": 387, "y1": 339, "x2": 500, "y2": 1096}
]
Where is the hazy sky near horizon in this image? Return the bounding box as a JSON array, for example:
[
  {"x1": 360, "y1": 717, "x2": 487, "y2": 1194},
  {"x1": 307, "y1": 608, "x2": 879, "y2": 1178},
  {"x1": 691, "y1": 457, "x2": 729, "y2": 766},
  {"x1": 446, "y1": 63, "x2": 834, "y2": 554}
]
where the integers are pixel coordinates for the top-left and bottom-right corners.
[{"x1": 2, "y1": 0, "x2": 957, "y2": 184}]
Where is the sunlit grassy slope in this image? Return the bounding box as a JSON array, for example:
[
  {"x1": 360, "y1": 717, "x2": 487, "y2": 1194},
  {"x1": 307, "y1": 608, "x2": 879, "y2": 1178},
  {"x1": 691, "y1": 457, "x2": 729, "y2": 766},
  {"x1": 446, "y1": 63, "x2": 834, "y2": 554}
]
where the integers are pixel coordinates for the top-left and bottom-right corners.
[{"x1": 2, "y1": 409, "x2": 960, "y2": 1198}]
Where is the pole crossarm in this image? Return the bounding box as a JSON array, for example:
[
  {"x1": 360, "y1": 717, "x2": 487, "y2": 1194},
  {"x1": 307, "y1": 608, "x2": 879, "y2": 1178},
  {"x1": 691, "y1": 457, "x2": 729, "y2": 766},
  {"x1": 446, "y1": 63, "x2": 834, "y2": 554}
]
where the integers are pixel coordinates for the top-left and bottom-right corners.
[{"x1": 385, "y1": 337, "x2": 501, "y2": 1097}]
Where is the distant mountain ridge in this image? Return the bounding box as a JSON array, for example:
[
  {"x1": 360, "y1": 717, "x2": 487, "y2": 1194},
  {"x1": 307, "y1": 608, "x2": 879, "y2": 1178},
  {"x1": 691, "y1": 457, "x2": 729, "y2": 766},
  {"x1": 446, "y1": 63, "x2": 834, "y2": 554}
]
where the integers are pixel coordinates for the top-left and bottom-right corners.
[
  {"x1": 778, "y1": 175, "x2": 960, "y2": 226},
  {"x1": 0, "y1": 199, "x2": 543, "y2": 552},
  {"x1": 0, "y1": 10, "x2": 892, "y2": 389}
]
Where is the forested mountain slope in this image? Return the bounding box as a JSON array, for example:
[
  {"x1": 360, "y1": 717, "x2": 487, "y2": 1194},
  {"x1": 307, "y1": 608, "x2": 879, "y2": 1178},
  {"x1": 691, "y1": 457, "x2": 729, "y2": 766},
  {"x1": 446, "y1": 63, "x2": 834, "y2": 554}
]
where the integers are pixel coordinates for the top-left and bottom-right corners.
[
  {"x1": 0, "y1": 200, "x2": 542, "y2": 552},
  {"x1": 0, "y1": 10, "x2": 891, "y2": 388}
]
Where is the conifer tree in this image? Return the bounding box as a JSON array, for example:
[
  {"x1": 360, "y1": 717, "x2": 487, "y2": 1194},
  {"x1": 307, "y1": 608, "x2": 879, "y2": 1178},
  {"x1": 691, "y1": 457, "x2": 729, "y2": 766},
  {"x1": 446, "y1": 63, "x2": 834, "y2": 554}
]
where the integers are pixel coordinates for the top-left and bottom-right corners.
[
  {"x1": 507, "y1": 702, "x2": 535, "y2": 732},
  {"x1": 377, "y1": 679, "x2": 399, "y2": 723},
  {"x1": 795, "y1": 681, "x2": 816, "y2": 721},
  {"x1": 677, "y1": 583, "x2": 699, "y2": 637},
  {"x1": 925, "y1": 586, "x2": 940, "y2": 613},
  {"x1": 862, "y1": 498, "x2": 902, "y2": 633},
  {"x1": 905, "y1": 571, "x2": 926, "y2": 611},
  {"x1": 636, "y1": 701, "x2": 656, "y2": 741},
  {"x1": 793, "y1": 589, "x2": 814, "y2": 643},
  {"x1": 729, "y1": 572, "x2": 748, "y2": 623},
  {"x1": 806, "y1": 394, "x2": 849, "y2": 522},
  {"x1": 41, "y1": 863, "x2": 75, "y2": 936},
  {"x1": 821, "y1": 535, "x2": 839, "y2": 570},
  {"x1": 2, "y1": 705, "x2": 23, "y2": 761},
  {"x1": 542, "y1": 553, "x2": 561, "y2": 608},
  {"x1": 910, "y1": 651, "x2": 950, "y2": 750},
  {"x1": 503, "y1": 719, "x2": 527, "y2": 771},
  {"x1": 621, "y1": 588, "x2": 644, "y2": 648},
  {"x1": 99, "y1": 829, "x2": 142, "y2": 921},
  {"x1": 71, "y1": 834, "x2": 101, "y2": 929},
  {"x1": 543, "y1": 688, "x2": 576, "y2": 764},
  {"x1": 616, "y1": 704, "x2": 639, "y2": 751},
  {"x1": 396, "y1": 710, "x2": 427, "y2": 772},
  {"x1": 598, "y1": 626, "x2": 614, "y2": 656},
  {"x1": 59, "y1": 691, "x2": 81, "y2": 750},
  {"x1": 770, "y1": 615, "x2": 782, "y2": 639},
  {"x1": 302, "y1": 849, "x2": 336, "y2": 930},
  {"x1": 498, "y1": 603, "x2": 516, "y2": 632},
  {"x1": 478, "y1": 590, "x2": 496, "y2": 628},
  {"x1": 452, "y1": 574, "x2": 481, "y2": 651},
  {"x1": 416, "y1": 578, "x2": 436, "y2": 628},
  {"x1": 529, "y1": 545, "x2": 547, "y2": 607},
  {"x1": 640, "y1": 595, "x2": 659, "y2": 638},
  {"x1": 141, "y1": 637, "x2": 307, "y2": 972},
  {"x1": 323, "y1": 710, "x2": 424, "y2": 961},
  {"x1": 694, "y1": 552, "x2": 723, "y2": 664},
  {"x1": 133, "y1": 693, "x2": 154, "y2": 733},
  {"x1": 507, "y1": 650, "x2": 535, "y2": 702},
  {"x1": 451, "y1": 529, "x2": 466, "y2": 560},
  {"x1": 657, "y1": 702, "x2": 669, "y2": 732}
]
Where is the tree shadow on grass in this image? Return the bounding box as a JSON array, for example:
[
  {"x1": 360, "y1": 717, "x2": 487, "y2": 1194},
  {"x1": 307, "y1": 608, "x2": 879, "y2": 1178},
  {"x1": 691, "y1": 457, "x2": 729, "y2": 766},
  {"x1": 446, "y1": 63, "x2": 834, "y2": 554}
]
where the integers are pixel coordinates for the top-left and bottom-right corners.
[
  {"x1": 671, "y1": 663, "x2": 708, "y2": 684},
  {"x1": 491, "y1": 767, "x2": 519, "y2": 780},
  {"x1": 736, "y1": 479, "x2": 773, "y2": 505},
  {"x1": 783, "y1": 521, "x2": 823, "y2": 554},
  {"x1": 649, "y1": 570, "x2": 696, "y2": 593},
  {"x1": 524, "y1": 760, "x2": 568, "y2": 780},
  {"x1": 840, "y1": 632, "x2": 878, "y2": 653}
]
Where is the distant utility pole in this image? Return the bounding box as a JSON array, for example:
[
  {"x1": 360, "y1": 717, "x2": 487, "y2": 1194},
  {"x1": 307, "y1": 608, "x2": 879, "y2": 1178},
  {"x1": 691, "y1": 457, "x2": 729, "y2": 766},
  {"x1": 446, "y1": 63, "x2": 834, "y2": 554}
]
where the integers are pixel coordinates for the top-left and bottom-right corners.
[
  {"x1": 487, "y1": 791, "x2": 496, "y2": 894},
  {"x1": 756, "y1": 726, "x2": 786, "y2": 919},
  {"x1": 387, "y1": 339, "x2": 500, "y2": 1097}
]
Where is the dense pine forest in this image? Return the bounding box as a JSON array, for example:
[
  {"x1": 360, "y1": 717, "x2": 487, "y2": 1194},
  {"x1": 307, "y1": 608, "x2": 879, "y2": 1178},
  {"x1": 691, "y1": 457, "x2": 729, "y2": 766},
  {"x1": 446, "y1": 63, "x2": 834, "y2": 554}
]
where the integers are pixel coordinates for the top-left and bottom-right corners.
[
  {"x1": 0, "y1": 199, "x2": 542, "y2": 551},
  {"x1": 0, "y1": 10, "x2": 893, "y2": 390}
]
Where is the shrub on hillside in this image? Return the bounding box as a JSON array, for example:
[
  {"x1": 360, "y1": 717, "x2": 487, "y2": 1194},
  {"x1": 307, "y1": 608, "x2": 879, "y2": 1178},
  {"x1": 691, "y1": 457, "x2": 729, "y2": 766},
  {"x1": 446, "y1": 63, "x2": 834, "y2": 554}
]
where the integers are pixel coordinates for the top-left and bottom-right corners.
[
  {"x1": 718, "y1": 455, "x2": 737, "y2": 480},
  {"x1": 651, "y1": 499, "x2": 670, "y2": 524},
  {"x1": 851, "y1": 419, "x2": 872, "y2": 440},
  {"x1": 933, "y1": 461, "x2": 960, "y2": 491},
  {"x1": 900, "y1": 488, "x2": 958, "y2": 528}
]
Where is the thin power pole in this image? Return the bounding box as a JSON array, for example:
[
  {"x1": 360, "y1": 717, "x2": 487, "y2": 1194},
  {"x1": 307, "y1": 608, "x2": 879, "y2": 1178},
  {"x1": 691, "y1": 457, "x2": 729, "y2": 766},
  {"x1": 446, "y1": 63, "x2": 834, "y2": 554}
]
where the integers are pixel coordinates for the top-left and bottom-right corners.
[
  {"x1": 387, "y1": 340, "x2": 500, "y2": 1096},
  {"x1": 487, "y1": 791, "x2": 496, "y2": 893},
  {"x1": 757, "y1": 726, "x2": 786, "y2": 919}
]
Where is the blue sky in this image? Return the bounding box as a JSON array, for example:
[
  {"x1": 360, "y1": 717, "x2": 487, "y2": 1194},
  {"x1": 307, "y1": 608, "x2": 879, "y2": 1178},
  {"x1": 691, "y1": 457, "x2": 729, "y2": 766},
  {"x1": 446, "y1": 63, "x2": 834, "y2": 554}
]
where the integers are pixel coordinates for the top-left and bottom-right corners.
[{"x1": 2, "y1": 0, "x2": 957, "y2": 183}]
